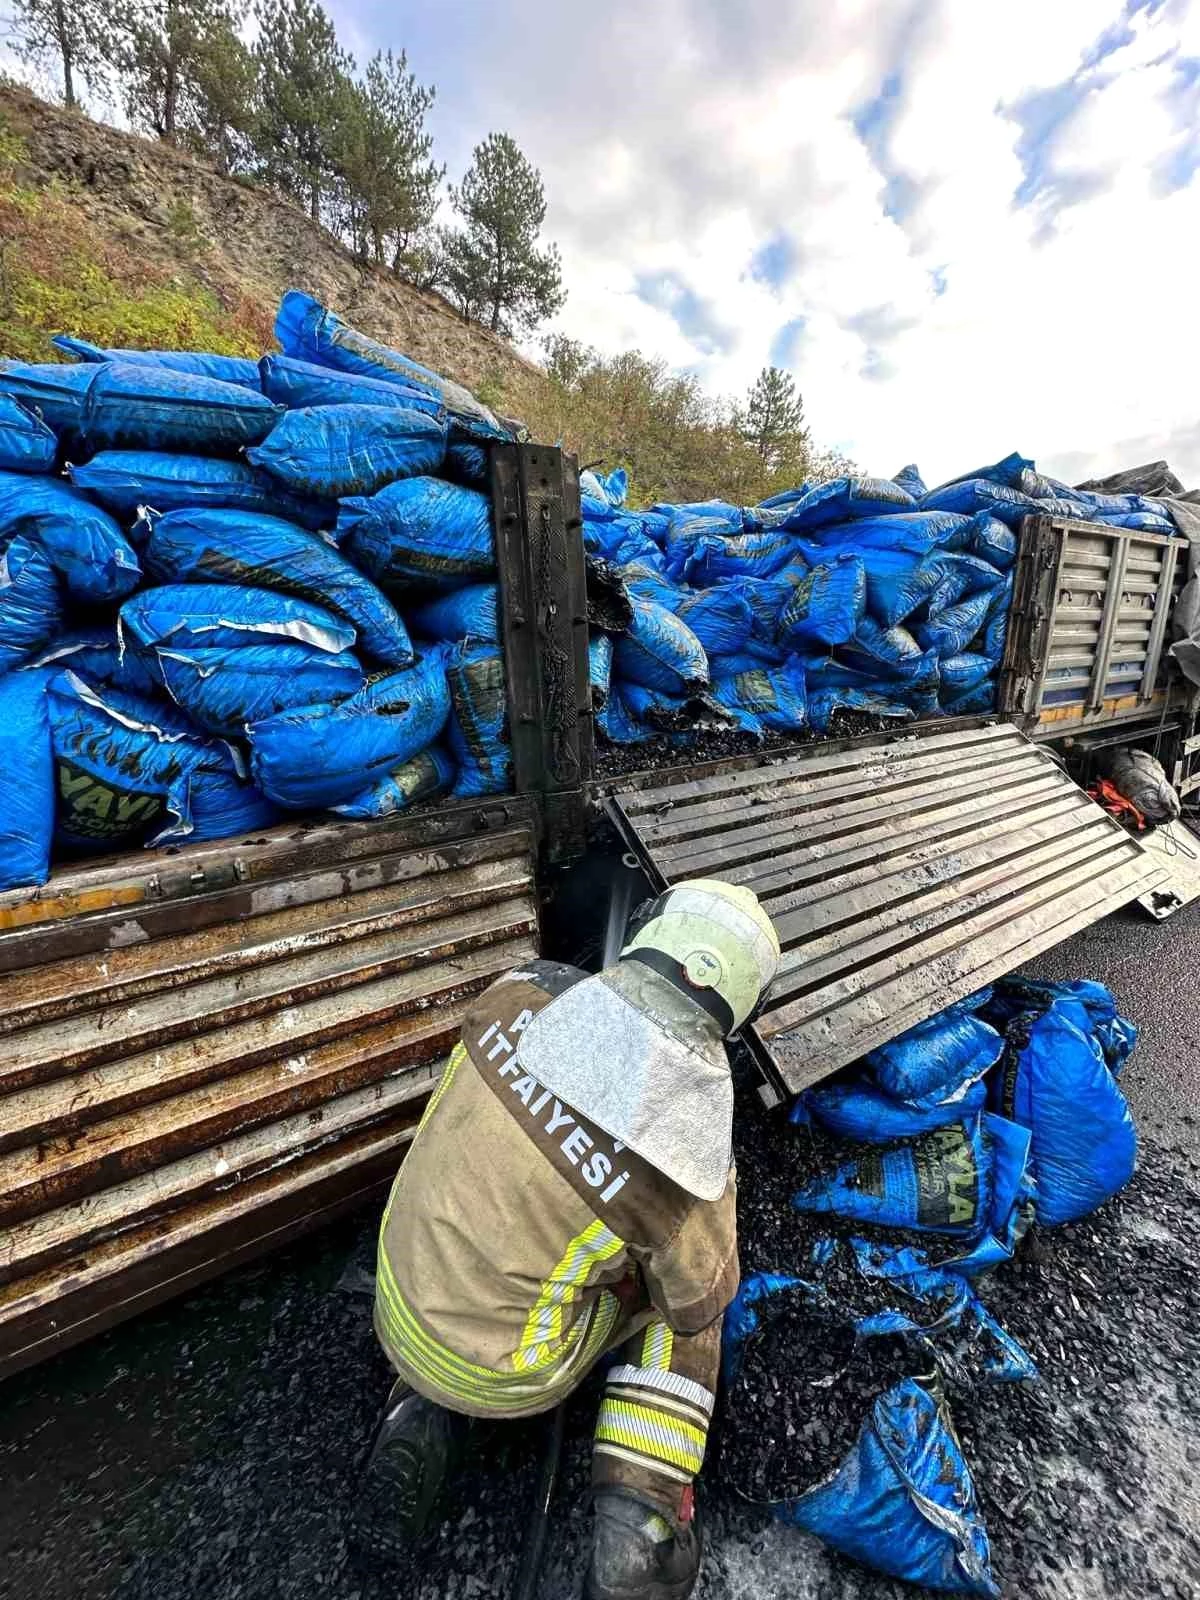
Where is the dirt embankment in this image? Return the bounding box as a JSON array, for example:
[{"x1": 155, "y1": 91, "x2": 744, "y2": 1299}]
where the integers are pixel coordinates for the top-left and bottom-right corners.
[{"x1": 0, "y1": 82, "x2": 548, "y2": 410}]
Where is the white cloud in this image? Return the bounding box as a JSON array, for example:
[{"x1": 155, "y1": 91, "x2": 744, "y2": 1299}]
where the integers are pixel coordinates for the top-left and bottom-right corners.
[
  {"x1": 9, "y1": 0, "x2": 1200, "y2": 488},
  {"x1": 382, "y1": 0, "x2": 1200, "y2": 488}
]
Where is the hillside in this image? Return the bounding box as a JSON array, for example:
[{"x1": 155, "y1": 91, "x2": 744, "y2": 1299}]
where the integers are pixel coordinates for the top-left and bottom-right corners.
[{"x1": 0, "y1": 83, "x2": 548, "y2": 417}]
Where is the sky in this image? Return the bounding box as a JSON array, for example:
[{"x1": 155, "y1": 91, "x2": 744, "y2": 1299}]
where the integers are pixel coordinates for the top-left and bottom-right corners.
[
  {"x1": 324, "y1": 0, "x2": 1200, "y2": 486},
  {"x1": 6, "y1": 0, "x2": 1200, "y2": 485}
]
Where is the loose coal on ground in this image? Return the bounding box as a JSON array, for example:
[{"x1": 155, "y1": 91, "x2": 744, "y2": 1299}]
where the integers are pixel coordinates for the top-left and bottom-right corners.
[
  {"x1": 591, "y1": 709, "x2": 913, "y2": 780},
  {"x1": 2, "y1": 921, "x2": 1200, "y2": 1600}
]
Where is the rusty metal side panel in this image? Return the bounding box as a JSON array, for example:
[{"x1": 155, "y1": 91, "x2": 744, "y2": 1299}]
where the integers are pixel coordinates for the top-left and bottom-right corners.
[
  {"x1": 0, "y1": 814, "x2": 540, "y2": 1377},
  {"x1": 605, "y1": 720, "x2": 1168, "y2": 1097},
  {"x1": 998, "y1": 516, "x2": 1185, "y2": 739}
]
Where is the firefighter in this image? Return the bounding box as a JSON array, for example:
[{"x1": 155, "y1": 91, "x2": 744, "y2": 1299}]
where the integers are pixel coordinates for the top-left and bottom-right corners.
[{"x1": 362, "y1": 877, "x2": 781, "y2": 1600}]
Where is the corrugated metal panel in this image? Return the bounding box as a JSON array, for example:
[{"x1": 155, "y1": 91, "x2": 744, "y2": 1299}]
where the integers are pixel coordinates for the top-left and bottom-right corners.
[
  {"x1": 0, "y1": 802, "x2": 540, "y2": 1378},
  {"x1": 999, "y1": 517, "x2": 1184, "y2": 737},
  {"x1": 605, "y1": 720, "x2": 1169, "y2": 1097}
]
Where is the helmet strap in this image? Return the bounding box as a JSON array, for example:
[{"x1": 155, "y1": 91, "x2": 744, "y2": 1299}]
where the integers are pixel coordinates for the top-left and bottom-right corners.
[{"x1": 621, "y1": 946, "x2": 736, "y2": 1036}]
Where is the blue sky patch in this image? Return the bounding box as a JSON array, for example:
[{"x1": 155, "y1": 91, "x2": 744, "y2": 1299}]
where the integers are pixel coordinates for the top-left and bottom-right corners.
[
  {"x1": 632, "y1": 271, "x2": 736, "y2": 355},
  {"x1": 769, "y1": 317, "x2": 807, "y2": 369},
  {"x1": 747, "y1": 233, "x2": 797, "y2": 291}
]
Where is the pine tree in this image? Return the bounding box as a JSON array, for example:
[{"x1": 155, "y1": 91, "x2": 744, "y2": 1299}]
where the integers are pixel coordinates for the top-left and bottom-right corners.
[
  {"x1": 740, "y1": 365, "x2": 809, "y2": 471},
  {"x1": 119, "y1": 0, "x2": 255, "y2": 167},
  {"x1": 332, "y1": 50, "x2": 442, "y2": 270},
  {"x1": 253, "y1": 0, "x2": 352, "y2": 222},
  {"x1": 442, "y1": 132, "x2": 564, "y2": 336},
  {"x1": 7, "y1": 0, "x2": 118, "y2": 108}
]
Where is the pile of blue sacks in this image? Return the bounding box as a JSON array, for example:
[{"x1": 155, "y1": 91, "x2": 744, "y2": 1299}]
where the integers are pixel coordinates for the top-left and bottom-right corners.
[
  {"x1": 0, "y1": 290, "x2": 518, "y2": 891},
  {"x1": 722, "y1": 976, "x2": 1139, "y2": 1593},
  {"x1": 584, "y1": 457, "x2": 1179, "y2": 746}
]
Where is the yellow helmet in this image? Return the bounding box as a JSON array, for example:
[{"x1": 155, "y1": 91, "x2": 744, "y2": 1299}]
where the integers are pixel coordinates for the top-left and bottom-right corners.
[{"x1": 620, "y1": 877, "x2": 781, "y2": 1033}]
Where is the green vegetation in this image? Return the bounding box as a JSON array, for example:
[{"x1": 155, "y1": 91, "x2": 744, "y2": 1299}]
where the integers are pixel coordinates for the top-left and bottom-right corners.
[
  {"x1": 442, "y1": 133, "x2": 564, "y2": 336},
  {"x1": 0, "y1": 118, "x2": 271, "y2": 361},
  {"x1": 3, "y1": 0, "x2": 562, "y2": 339},
  {"x1": 527, "y1": 340, "x2": 854, "y2": 507}
]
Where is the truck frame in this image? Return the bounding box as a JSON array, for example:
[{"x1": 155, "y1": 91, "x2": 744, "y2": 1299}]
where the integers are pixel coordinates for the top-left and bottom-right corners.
[{"x1": 0, "y1": 445, "x2": 1187, "y2": 1377}]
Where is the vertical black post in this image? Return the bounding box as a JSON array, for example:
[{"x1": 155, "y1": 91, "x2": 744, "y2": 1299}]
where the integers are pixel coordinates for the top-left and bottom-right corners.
[{"x1": 491, "y1": 442, "x2": 592, "y2": 862}]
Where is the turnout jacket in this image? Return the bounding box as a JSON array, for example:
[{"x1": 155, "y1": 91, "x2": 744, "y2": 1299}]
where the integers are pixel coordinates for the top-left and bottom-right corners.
[{"x1": 374, "y1": 960, "x2": 740, "y2": 1418}]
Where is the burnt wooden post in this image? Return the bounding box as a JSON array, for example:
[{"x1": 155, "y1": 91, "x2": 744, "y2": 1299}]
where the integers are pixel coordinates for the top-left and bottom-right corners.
[{"x1": 491, "y1": 443, "x2": 592, "y2": 862}]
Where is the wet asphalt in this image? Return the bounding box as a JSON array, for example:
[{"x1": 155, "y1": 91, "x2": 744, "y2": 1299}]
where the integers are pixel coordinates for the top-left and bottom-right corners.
[{"x1": 1, "y1": 894, "x2": 1198, "y2": 1600}]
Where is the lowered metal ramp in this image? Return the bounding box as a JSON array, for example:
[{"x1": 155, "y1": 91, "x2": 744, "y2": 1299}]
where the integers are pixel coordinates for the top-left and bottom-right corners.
[{"x1": 604, "y1": 720, "x2": 1169, "y2": 1098}]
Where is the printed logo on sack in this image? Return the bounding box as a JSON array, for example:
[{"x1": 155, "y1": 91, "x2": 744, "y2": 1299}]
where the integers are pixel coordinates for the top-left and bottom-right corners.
[{"x1": 55, "y1": 757, "x2": 165, "y2": 839}]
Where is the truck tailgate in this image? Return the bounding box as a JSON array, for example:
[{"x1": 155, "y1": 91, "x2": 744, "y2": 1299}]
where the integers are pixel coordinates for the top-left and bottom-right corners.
[
  {"x1": 604, "y1": 719, "x2": 1167, "y2": 1098},
  {"x1": 0, "y1": 799, "x2": 539, "y2": 1379}
]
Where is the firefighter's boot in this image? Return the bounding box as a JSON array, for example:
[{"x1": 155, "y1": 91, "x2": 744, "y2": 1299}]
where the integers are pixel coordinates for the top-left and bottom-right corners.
[
  {"x1": 584, "y1": 1492, "x2": 702, "y2": 1600},
  {"x1": 352, "y1": 1382, "x2": 468, "y2": 1563}
]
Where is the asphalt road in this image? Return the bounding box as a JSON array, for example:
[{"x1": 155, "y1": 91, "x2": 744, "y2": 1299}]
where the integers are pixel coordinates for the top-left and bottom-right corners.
[{"x1": 1, "y1": 898, "x2": 1198, "y2": 1600}]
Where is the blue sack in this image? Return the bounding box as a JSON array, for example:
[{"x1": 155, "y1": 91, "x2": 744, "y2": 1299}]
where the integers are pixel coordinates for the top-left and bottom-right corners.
[
  {"x1": 708, "y1": 649, "x2": 777, "y2": 677},
  {"x1": 964, "y1": 514, "x2": 1017, "y2": 571},
  {"x1": 258, "y1": 353, "x2": 448, "y2": 421},
  {"x1": 916, "y1": 592, "x2": 994, "y2": 658},
  {"x1": 615, "y1": 598, "x2": 708, "y2": 693},
  {"x1": 621, "y1": 682, "x2": 715, "y2": 731},
  {"x1": 681, "y1": 529, "x2": 800, "y2": 585},
  {"x1": 792, "y1": 1074, "x2": 989, "y2": 1143},
  {"x1": 773, "y1": 476, "x2": 917, "y2": 532},
  {"x1": 616, "y1": 559, "x2": 679, "y2": 609},
  {"x1": 0, "y1": 533, "x2": 63, "y2": 669},
  {"x1": 47, "y1": 670, "x2": 260, "y2": 849},
  {"x1": 777, "y1": 556, "x2": 866, "y2": 650},
  {"x1": 80, "y1": 363, "x2": 282, "y2": 456},
  {"x1": 983, "y1": 577, "x2": 1012, "y2": 661},
  {"x1": 846, "y1": 1243, "x2": 1036, "y2": 1379},
  {"x1": 991, "y1": 999, "x2": 1137, "y2": 1225},
  {"x1": 785, "y1": 1380, "x2": 998, "y2": 1595},
  {"x1": 157, "y1": 642, "x2": 365, "y2": 736},
  {"x1": 660, "y1": 508, "x2": 744, "y2": 576},
  {"x1": 249, "y1": 648, "x2": 452, "y2": 809},
  {"x1": 587, "y1": 520, "x2": 664, "y2": 570},
  {"x1": 187, "y1": 768, "x2": 278, "y2": 841},
  {"x1": 0, "y1": 395, "x2": 57, "y2": 473},
  {"x1": 674, "y1": 585, "x2": 755, "y2": 655},
  {"x1": 0, "y1": 668, "x2": 54, "y2": 890},
  {"x1": 596, "y1": 687, "x2": 653, "y2": 744},
  {"x1": 275, "y1": 290, "x2": 507, "y2": 444},
  {"x1": 711, "y1": 656, "x2": 808, "y2": 734},
  {"x1": 411, "y1": 583, "x2": 499, "y2": 643},
  {"x1": 867, "y1": 1005, "x2": 1002, "y2": 1101},
  {"x1": 446, "y1": 640, "x2": 510, "y2": 797},
  {"x1": 588, "y1": 633, "x2": 613, "y2": 708},
  {"x1": 939, "y1": 653, "x2": 993, "y2": 693},
  {"x1": 120, "y1": 584, "x2": 356, "y2": 656},
  {"x1": 793, "y1": 1114, "x2": 1017, "y2": 1242},
  {"x1": 53, "y1": 335, "x2": 261, "y2": 390},
  {"x1": 796, "y1": 510, "x2": 972, "y2": 559},
  {"x1": 142, "y1": 507, "x2": 413, "y2": 666},
  {"x1": 986, "y1": 977, "x2": 1138, "y2": 1077},
  {"x1": 892, "y1": 463, "x2": 928, "y2": 498},
  {"x1": 580, "y1": 468, "x2": 629, "y2": 509},
  {"x1": 0, "y1": 470, "x2": 140, "y2": 602},
  {"x1": 0, "y1": 359, "x2": 96, "y2": 436},
  {"x1": 934, "y1": 452, "x2": 1035, "y2": 494},
  {"x1": 71, "y1": 450, "x2": 331, "y2": 531},
  {"x1": 1093, "y1": 510, "x2": 1177, "y2": 533},
  {"x1": 841, "y1": 617, "x2": 924, "y2": 677},
  {"x1": 942, "y1": 681, "x2": 997, "y2": 716},
  {"x1": 247, "y1": 403, "x2": 447, "y2": 499},
  {"x1": 921, "y1": 479, "x2": 1040, "y2": 529},
  {"x1": 25, "y1": 626, "x2": 164, "y2": 699},
  {"x1": 445, "y1": 440, "x2": 489, "y2": 487},
  {"x1": 330, "y1": 745, "x2": 456, "y2": 818},
  {"x1": 855, "y1": 549, "x2": 991, "y2": 630},
  {"x1": 339, "y1": 476, "x2": 495, "y2": 594},
  {"x1": 809, "y1": 688, "x2": 914, "y2": 735}
]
